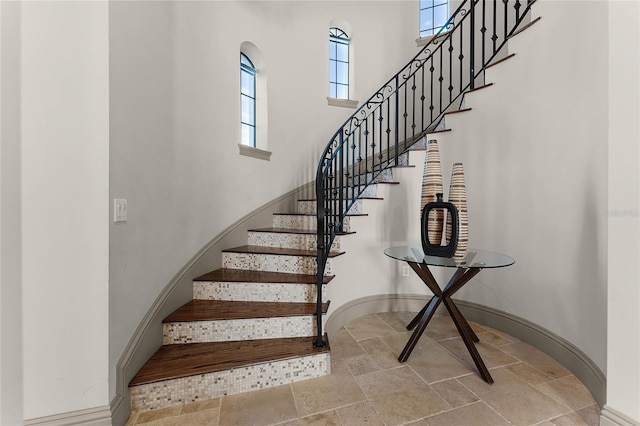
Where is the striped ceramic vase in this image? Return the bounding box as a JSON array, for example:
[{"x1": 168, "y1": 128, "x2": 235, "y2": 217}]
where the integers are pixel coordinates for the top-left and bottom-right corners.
[
  {"x1": 446, "y1": 162, "x2": 468, "y2": 258},
  {"x1": 421, "y1": 140, "x2": 444, "y2": 245}
]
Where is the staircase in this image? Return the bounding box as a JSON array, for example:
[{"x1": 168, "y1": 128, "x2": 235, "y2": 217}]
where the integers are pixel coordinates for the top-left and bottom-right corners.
[
  {"x1": 128, "y1": 0, "x2": 539, "y2": 414},
  {"x1": 128, "y1": 198, "x2": 371, "y2": 411}
]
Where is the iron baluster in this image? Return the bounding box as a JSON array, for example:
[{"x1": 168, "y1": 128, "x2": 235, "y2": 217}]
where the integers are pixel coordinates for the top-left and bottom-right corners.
[
  {"x1": 470, "y1": 0, "x2": 475, "y2": 89},
  {"x1": 493, "y1": 0, "x2": 498, "y2": 54},
  {"x1": 459, "y1": 21, "x2": 464, "y2": 93}
]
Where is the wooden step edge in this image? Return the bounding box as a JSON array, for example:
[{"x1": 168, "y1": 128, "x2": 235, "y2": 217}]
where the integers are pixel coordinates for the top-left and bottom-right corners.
[
  {"x1": 163, "y1": 300, "x2": 330, "y2": 323},
  {"x1": 444, "y1": 107, "x2": 472, "y2": 116},
  {"x1": 390, "y1": 165, "x2": 416, "y2": 169},
  {"x1": 427, "y1": 128, "x2": 452, "y2": 135},
  {"x1": 272, "y1": 212, "x2": 368, "y2": 219},
  {"x1": 297, "y1": 197, "x2": 384, "y2": 201},
  {"x1": 486, "y1": 53, "x2": 516, "y2": 70},
  {"x1": 510, "y1": 16, "x2": 542, "y2": 39},
  {"x1": 129, "y1": 335, "x2": 330, "y2": 387},
  {"x1": 465, "y1": 82, "x2": 494, "y2": 94},
  {"x1": 194, "y1": 268, "x2": 335, "y2": 284},
  {"x1": 248, "y1": 227, "x2": 316, "y2": 235},
  {"x1": 222, "y1": 245, "x2": 345, "y2": 258}
]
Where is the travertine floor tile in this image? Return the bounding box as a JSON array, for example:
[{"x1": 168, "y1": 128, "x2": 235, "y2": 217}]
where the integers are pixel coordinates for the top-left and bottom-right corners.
[
  {"x1": 279, "y1": 410, "x2": 342, "y2": 426},
  {"x1": 406, "y1": 341, "x2": 475, "y2": 383},
  {"x1": 218, "y1": 384, "x2": 298, "y2": 426},
  {"x1": 499, "y1": 341, "x2": 572, "y2": 379},
  {"x1": 379, "y1": 329, "x2": 434, "y2": 355},
  {"x1": 458, "y1": 368, "x2": 572, "y2": 425},
  {"x1": 179, "y1": 397, "x2": 220, "y2": 415},
  {"x1": 291, "y1": 364, "x2": 366, "y2": 416},
  {"x1": 359, "y1": 337, "x2": 403, "y2": 369},
  {"x1": 133, "y1": 406, "x2": 181, "y2": 424},
  {"x1": 344, "y1": 314, "x2": 398, "y2": 340},
  {"x1": 475, "y1": 330, "x2": 514, "y2": 346},
  {"x1": 326, "y1": 327, "x2": 365, "y2": 361},
  {"x1": 375, "y1": 311, "x2": 416, "y2": 332},
  {"x1": 506, "y1": 361, "x2": 554, "y2": 385},
  {"x1": 439, "y1": 336, "x2": 519, "y2": 369},
  {"x1": 154, "y1": 408, "x2": 219, "y2": 426},
  {"x1": 343, "y1": 353, "x2": 382, "y2": 376},
  {"x1": 410, "y1": 401, "x2": 510, "y2": 426},
  {"x1": 422, "y1": 314, "x2": 462, "y2": 341},
  {"x1": 430, "y1": 379, "x2": 479, "y2": 408},
  {"x1": 336, "y1": 401, "x2": 385, "y2": 426},
  {"x1": 357, "y1": 366, "x2": 449, "y2": 425},
  {"x1": 536, "y1": 375, "x2": 597, "y2": 410},
  {"x1": 549, "y1": 404, "x2": 600, "y2": 426}
]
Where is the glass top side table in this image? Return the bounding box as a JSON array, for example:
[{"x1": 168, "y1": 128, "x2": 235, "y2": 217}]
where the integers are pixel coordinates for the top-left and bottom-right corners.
[{"x1": 384, "y1": 245, "x2": 514, "y2": 384}]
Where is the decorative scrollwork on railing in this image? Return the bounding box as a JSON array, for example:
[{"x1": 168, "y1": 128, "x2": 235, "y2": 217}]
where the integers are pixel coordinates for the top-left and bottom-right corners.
[{"x1": 313, "y1": 0, "x2": 535, "y2": 348}]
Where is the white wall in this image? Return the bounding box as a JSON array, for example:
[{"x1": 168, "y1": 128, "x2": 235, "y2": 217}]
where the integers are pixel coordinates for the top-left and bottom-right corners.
[
  {"x1": 0, "y1": 1, "x2": 24, "y2": 424},
  {"x1": 108, "y1": 0, "x2": 419, "y2": 402},
  {"x1": 605, "y1": 0, "x2": 640, "y2": 423},
  {"x1": 19, "y1": 1, "x2": 110, "y2": 420}
]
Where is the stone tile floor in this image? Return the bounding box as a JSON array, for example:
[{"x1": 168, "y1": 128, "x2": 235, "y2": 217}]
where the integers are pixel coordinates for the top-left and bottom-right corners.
[{"x1": 126, "y1": 312, "x2": 600, "y2": 426}]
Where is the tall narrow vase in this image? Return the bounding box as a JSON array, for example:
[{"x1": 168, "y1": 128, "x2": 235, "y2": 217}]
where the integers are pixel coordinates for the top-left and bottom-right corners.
[
  {"x1": 446, "y1": 162, "x2": 468, "y2": 258},
  {"x1": 421, "y1": 140, "x2": 444, "y2": 245}
]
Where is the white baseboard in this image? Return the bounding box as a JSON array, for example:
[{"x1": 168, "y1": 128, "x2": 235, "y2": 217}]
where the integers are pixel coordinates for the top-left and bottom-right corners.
[
  {"x1": 601, "y1": 405, "x2": 640, "y2": 426},
  {"x1": 24, "y1": 405, "x2": 111, "y2": 426}
]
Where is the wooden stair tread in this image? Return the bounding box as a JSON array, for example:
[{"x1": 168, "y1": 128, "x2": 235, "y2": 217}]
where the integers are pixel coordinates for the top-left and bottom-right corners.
[
  {"x1": 194, "y1": 268, "x2": 334, "y2": 284},
  {"x1": 510, "y1": 16, "x2": 541, "y2": 38},
  {"x1": 486, "y1": 53, "x2": 516, "y2": 69},
  {"x1": 444, "y1": 107, "x2": 472, "y2": 116},
  {"x1": 466, "y1": 82, "x2": 494, "y2": 94},
  {"x1": 297, "y1": 197, "x2": 383, "y2": 201},
  {"x1": 164, "y1": 299, "x2": 329, "y2": 323},
  {"x1": 248, "y1": 227, "x2": 316, "y2": 235},
  {"x1": 130, "y1": 335, "x2": 330, "y2": 387},
  {"x1": 223, "y1": 245, "x2": 344, "y2": 258},
  {"x1": 273, "y1": 212, "x2": 368, "y2": 217}
]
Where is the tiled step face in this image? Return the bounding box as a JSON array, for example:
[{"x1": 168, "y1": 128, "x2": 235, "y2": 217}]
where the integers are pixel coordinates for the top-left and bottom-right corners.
[
  {"x1": 162, "y1": 315, "x2": 323, "y2": 344},
  {"x1": 222, "y1": 252, "x2": 334, "y2": 275},
  {"x1": 272, "y1": 215, "x2": 352, "y2": 232},
  {"x1": 130, "y1": 352, "x2": 330, "y2": 412},
  {"x1": 193, "y1": 281, "x2": 328, "y2": 304},
  {"x1": 247, "y1": 230, "x2": 341, "y2": 251},
  {"x1": 344, "y1": 183, "x2": 379, "y2": 199},
  {"x1": 297, "y1": 199, "x2": 363, "y2": 215}
]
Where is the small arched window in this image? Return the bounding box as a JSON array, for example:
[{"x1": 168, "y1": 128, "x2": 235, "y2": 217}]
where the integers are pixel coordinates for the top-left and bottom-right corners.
[
  {"x1": 240, "y1": 53, "x2": 257, "y2": 147},
  {"x1": 329, "y1": 28, "x2": 350, "y2": 100},
  {"x1": 419, "y1": 0, "x2": 449, "y2": 38}
]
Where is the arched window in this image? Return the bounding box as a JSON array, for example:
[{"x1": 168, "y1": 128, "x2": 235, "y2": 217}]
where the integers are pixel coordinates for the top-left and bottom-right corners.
[
  {"x1": 240, "y1": 53, "x2": 257, "y2": 147},
  {"x1": 329, "y1": 28, "x2": 350, "y2": 100},
  {"x1": 419, "y1": 0, "x2": 449, "y2": 38}
]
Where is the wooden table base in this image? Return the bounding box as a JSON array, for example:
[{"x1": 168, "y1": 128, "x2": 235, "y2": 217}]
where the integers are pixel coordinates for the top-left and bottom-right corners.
[{"x1": 398, "y1": 261, "x2": 493, "y2": 384}]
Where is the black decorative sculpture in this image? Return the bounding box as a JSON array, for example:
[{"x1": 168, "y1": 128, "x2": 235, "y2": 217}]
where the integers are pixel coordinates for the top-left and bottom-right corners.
[{"x1": 421, "y1": 193, "x2": 458, "y2": 257}]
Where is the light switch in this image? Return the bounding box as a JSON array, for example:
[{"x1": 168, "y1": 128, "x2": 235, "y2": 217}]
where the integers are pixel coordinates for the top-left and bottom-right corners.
[{"x1": 114, "y1": 199, "x2": 127, "y2": 223}]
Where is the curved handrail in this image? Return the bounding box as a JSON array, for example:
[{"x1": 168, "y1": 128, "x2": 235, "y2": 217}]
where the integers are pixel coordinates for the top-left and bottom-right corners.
[{"x1": 314, "y1": 0, "x2": 535, "y2": 347}]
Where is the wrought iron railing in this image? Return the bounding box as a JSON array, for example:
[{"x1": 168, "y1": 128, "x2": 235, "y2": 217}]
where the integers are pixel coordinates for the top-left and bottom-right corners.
[{"x1": 313, "y1": 0, "x2": 536, "y2": 347}]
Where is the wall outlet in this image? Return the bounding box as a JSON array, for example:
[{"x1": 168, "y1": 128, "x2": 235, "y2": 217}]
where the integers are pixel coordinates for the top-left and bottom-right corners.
[
  {"x1": 402, "y1": 265, "x2": 410, "y2": 277},
  {"x1": 114, "y1": 199, "x2": 127, "y2": 223}
]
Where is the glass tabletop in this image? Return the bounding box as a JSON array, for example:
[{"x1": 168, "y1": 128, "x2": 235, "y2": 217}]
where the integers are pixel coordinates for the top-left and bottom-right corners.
[{"x1": 384, "y1": 245, "x2": 514, "y2": 268}]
